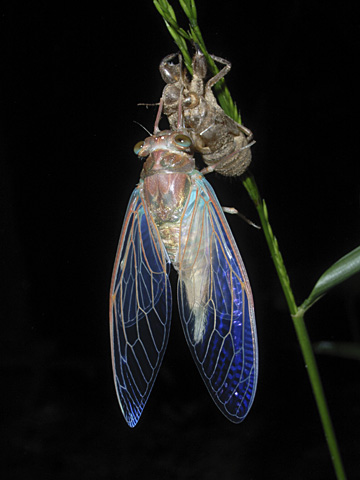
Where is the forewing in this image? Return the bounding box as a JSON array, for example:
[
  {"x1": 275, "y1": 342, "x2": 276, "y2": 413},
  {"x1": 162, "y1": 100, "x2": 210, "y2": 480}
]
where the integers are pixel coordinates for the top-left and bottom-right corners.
[
  {"x1": 110, "y1": 187, "x2": 172, "y2": 427},
  {"x1": 177, "y1": 176, "x2": 258, "y2": 423}
]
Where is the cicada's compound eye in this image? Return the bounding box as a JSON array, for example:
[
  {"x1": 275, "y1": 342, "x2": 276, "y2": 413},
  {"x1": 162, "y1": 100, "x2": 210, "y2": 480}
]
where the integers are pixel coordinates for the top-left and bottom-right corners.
[
  {"x1": 173, "y1": 134, "x2": 192, "y2": 149},
  {"x1": 133, "y1": 141, "x2": 145, "y2": 155}
]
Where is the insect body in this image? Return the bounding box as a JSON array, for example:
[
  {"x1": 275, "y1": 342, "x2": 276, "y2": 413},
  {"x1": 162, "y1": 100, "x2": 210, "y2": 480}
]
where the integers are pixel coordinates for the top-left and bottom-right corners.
[
  {"x1": 110, "y1": 128, "x2": 258, "y2": 427},
  {"x1": 160, "y1": 49, "x2": 254, "y2": 176}
]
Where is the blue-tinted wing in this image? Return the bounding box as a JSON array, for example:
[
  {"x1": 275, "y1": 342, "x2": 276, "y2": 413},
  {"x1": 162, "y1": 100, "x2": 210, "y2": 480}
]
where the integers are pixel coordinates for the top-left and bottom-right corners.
[
  {"x1": 110, "y1": 186, "x2": 172, "y2": 427},
  {"x1": 177, "y1": 175, "x2": 258, "y2": 423}
]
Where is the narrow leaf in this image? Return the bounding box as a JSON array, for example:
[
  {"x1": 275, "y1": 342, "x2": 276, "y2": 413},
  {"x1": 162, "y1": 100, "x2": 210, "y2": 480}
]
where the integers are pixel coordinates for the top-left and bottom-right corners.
[{"x1": 302, "y1": 245, "x2": 360, "y2": 311}]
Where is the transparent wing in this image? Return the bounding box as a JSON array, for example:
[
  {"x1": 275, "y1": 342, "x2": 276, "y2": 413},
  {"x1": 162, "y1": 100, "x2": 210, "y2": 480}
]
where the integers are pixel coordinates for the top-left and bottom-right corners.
[
  {"x1": 110, "y1": 187, "x2": 172, "y2": 427},
  {"x1": 177, "y1": 175, "x2": 258, "y2": 423}
]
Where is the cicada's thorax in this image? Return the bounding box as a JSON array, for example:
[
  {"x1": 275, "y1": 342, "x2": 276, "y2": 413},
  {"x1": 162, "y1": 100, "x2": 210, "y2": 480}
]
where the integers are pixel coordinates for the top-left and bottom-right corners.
[{"x1": 137, "y1": 130, "x2": 196, "y2": 267}]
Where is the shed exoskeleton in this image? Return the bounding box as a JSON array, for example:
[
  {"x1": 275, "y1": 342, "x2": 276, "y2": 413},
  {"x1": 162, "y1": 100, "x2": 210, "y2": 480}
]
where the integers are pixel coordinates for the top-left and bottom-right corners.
[{"x1": 159, "y1": 49, "x2": 254, "y2": 176}]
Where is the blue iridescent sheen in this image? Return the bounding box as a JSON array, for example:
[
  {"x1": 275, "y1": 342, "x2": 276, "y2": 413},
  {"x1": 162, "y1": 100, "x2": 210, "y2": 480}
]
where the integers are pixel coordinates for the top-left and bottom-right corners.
[
  {"x1": 177, "y1": 177, "x2": 258, "y2": 423},
  {"x1": 110, "y1": 189, "x2": 172, "y2": 427}
]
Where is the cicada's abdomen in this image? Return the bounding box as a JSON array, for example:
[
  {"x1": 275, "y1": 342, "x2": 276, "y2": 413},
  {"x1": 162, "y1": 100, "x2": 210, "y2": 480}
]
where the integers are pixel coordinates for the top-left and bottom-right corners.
[{"x1": 143, "y1": 172, "x2": 192, "y2": 265}]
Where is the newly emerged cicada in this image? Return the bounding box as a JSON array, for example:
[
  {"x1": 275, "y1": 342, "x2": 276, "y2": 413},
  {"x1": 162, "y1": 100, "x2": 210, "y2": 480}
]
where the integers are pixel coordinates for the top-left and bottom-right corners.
[
  {"x1": 159, "y1": 49, "x2": 254, "y2": 176},
  {"x1": 109, "y1": 101, "x2": 258, "y2": 427}
]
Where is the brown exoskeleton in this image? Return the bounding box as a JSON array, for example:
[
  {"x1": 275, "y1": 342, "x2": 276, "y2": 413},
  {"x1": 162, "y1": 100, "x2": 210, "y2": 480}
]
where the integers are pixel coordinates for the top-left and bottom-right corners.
[{"x1": 159, "y1": 49, "x2": 254, "y2": 177}]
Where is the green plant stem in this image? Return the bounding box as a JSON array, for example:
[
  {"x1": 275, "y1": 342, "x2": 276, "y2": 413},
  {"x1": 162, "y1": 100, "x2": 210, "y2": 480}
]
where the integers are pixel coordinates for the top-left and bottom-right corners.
[
  {"x1": 244, "y1": 172, "x2": 347, "y2": 480},
  {"x1": 292, "y1": 310, "x2": 347, "y2": 480},
  {"x1": 243, "y1": 173, "x2": 297, "y2": 314}
]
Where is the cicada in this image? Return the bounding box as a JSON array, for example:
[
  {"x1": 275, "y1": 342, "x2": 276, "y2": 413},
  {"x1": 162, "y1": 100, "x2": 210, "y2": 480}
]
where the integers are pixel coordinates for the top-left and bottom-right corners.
[
  {"x1": 160, "y1": 49, "x2": 254, "y2": 176},
  {"x1": 109, "y1": 113, "x2": 258, "y2": 428}
]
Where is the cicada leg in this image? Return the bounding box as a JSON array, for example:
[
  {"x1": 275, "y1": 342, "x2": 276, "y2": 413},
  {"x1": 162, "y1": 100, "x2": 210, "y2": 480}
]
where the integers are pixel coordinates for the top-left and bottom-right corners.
[{"x1": 205, "y1": 54, "x2": 232, "y2": 89}]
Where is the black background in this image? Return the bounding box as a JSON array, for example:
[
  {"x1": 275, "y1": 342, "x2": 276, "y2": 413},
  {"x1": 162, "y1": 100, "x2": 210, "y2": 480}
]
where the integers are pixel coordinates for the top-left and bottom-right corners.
[{"x1": 2, "y1": 1, "x2": 360, "y2": 479}]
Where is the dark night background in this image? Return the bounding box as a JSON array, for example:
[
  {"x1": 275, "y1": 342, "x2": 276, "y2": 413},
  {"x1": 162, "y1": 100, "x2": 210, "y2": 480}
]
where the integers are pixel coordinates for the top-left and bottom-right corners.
[{"x1": 2, "y1": 1, "x2": 360, "y2": 479}]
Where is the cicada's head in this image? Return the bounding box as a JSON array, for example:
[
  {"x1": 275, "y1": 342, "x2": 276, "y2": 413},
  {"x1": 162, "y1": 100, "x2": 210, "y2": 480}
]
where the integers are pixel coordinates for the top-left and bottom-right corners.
[{"x1": 134, "y1": 130, "x2": 195, "y2": 177}]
